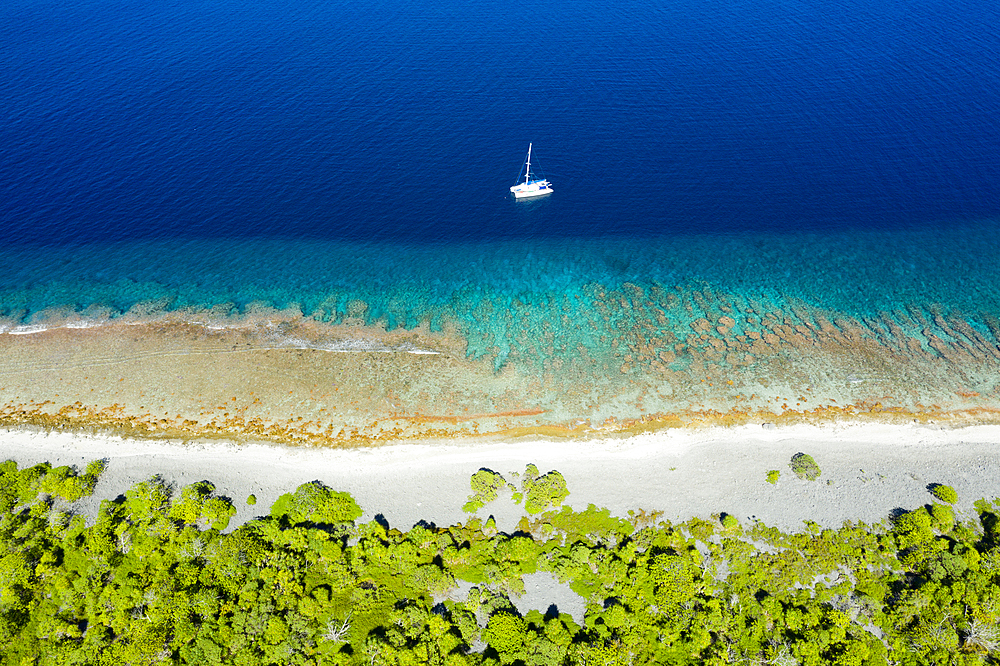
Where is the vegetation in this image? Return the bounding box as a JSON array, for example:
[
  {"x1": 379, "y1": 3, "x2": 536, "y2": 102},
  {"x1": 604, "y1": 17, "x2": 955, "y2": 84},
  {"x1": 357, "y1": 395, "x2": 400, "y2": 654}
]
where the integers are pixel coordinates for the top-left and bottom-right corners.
[
  {"x1": 520, "y1": 466, "x2": 569, "y2": 515},
  {"x1": 464, "y1": 468, "x2": 507, "y2": 513},
  {"x1": 789, "y1": 451, "x2": 822, "y2": 480},
  {"x1": 931, "y1": 484, "x2": 959, "y2": 504},
  {"x1": 464, "y1": 466, "x2": 569, "y2": 515},
  {"x1": 3, "y1": 458, "x2": 1000, "y2": 665},
  {"x1": 766, "y1": 469, "x2": 780, "y2": 484}
]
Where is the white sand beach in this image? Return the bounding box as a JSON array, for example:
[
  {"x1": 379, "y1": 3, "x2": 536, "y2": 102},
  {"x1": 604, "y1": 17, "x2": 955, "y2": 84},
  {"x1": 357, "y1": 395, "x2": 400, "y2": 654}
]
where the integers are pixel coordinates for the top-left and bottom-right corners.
[{"x1": 3, "y1": 422, "x2": 1000, "y2": 534}]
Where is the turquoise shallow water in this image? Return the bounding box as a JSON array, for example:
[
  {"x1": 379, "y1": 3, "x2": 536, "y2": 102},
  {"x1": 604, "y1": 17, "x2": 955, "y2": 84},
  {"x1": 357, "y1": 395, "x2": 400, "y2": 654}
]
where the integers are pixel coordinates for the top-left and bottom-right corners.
[
  {"x1": 4, "y1": 221, "x2": 1000, "y2": 315},
  {"x1": 3, "y1": 221, "x2": 999, "y2": 376}
]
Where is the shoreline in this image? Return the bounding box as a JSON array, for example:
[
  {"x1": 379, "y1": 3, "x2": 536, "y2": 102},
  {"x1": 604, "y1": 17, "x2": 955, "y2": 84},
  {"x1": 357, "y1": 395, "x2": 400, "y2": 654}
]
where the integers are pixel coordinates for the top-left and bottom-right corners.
[
  {"x1": 4, "y1": 295, "x2": 1000, "y2": 446},
  {"x1": 4, "y1": 420, "x2": 1000, "y2": 534}
]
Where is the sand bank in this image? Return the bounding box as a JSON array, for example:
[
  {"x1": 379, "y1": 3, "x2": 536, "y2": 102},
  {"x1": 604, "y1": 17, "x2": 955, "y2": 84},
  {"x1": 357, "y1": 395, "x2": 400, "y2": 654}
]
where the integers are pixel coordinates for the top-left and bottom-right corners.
[{"x1": 3, "y1": 421, "x2": 999, "y2": 534}]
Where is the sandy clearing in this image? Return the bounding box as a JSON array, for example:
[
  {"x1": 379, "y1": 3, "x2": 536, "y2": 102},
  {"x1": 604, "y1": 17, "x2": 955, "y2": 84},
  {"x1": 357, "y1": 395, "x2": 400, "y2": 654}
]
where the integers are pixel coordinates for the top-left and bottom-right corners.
[{"x1": 3, "y1": 422, "x2": 999, "y2": 534}]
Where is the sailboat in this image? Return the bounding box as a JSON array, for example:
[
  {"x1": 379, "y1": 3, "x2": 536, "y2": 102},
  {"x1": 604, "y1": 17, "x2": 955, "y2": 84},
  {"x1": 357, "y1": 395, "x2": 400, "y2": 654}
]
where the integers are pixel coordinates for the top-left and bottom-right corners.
[{"x1": 509, "y1": 143, "x2": 552, "y2": 198}]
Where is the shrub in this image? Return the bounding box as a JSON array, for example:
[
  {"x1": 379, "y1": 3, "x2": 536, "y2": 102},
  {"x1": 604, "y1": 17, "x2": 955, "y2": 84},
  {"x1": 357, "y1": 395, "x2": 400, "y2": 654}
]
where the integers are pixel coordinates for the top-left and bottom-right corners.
[
  {"x1": 202, "y1": 497, "x2": 237, "y2": 531},
  {"x1": 462, "y1": 499, "x2": 485, "y2": 513},
  {"x1": 33, "y1": 462, "x2": 103, "y2": 502},
  {"x1": 270, "y1": 482, "x2": 362, "y2": 525},
  {"x1": 789, "y1": 452, "x2": 821, "y2": 481},
  {"x1": 471, "y1": 469, "x2": 505, "y2": 500},
  {"x1": 169, "y1": 482, "x2": 211, "y2": 525},
  {"x1": 168, "y1": 481, "x2": 236, "y2": 530},
  {"x1": 84, "y1": 458, "x2": 107, "y2": 478},
  {"x1": 548, "y1": 504, "x2": 634, "y2": 542},
  {"x1": 929, "y1": 484, "x2": 958, "y2": 504},
  {"x1": 524, "y1": 470, "x2": 569, "y2": 514},
  {"x1": 766, "y1": 470, "x2": 780, "y2": 484},
  {"x1": 463, "y1": 469, "x2": 506, "y2": 513},
  {"x1": 521, "y1": 464, "x2": 540, "y2": 490}
]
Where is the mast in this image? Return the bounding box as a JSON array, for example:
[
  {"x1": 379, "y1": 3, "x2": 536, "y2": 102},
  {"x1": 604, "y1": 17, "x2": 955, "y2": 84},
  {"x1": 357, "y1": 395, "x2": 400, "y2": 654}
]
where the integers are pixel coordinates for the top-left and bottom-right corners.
[{"x1": 525, "y1": 143, "x2": 532, "y2": 185}]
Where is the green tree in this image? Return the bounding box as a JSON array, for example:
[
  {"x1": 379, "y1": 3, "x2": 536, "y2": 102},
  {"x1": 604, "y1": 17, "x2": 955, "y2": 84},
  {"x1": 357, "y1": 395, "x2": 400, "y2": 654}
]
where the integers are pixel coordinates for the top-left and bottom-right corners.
[
  {"x1": 14, "y1": 458, "x2": 1000, "y2": 666},
  {"x1": 483, "y1": 611, "x2": 528, "y2": 664}
]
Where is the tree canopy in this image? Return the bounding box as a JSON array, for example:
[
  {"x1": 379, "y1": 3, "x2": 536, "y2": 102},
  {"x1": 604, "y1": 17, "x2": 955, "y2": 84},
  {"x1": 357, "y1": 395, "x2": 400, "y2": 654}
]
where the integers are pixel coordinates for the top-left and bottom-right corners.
[{"x1": 2, "y1": 458, "x2": 1000, "y2": 665}]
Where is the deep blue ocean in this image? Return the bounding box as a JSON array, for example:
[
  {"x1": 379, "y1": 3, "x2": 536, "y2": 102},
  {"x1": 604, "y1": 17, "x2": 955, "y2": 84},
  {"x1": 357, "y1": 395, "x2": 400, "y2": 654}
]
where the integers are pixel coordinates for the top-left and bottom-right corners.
[{"x1": 2, "y1": 0, "x2": 999, "y2": 346}]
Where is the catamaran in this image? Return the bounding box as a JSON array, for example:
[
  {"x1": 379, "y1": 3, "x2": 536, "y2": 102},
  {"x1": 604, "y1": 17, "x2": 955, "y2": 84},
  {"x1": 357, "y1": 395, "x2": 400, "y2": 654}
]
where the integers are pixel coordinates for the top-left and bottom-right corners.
[{"x1": 509, "y1": 143, "x2": 552, "y2": 198}]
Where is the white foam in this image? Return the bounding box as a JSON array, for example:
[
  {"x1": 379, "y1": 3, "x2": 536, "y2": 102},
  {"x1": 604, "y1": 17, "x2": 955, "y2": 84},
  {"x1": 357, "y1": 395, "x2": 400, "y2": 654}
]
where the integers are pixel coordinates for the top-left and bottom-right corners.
[
  {"x1": 272, "y1": 336, "x2": 440, "y2": 355},
  {"x1": 64, "y1": 320, "x2": 104, "y2": 329},
  {"x1": 8, "y1": 324, "x2": 50, "y2": 335}
]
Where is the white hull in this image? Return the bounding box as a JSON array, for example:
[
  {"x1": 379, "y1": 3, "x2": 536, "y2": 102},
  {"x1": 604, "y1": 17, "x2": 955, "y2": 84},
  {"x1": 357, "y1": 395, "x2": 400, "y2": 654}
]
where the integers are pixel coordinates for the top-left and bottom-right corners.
[{"x1": 511, "y1": 185, "x2": 553, "y2": 199}]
